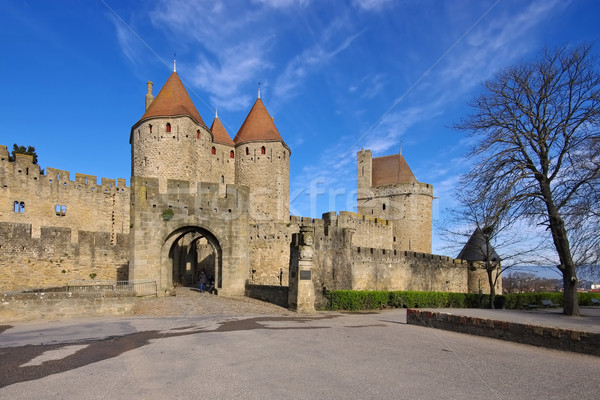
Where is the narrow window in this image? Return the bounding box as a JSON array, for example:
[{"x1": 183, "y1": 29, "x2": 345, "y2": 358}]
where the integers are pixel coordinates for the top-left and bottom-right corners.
[
  {"x1": 149, "y1": 124, "x2": 153, "y2": 133},
  {"x1": 245, "y1": 147, "x2": 249, "y2": 155},
  {"x1": 14, "y1": 201, "x2": 19, "y2": 213},
  {"x1": 19, "y1": 202, "x2": 25, "y2": 213},
  {"x1": 261, "y1": 146, "x2": 266, "y2": 155},
  {"x1": 55, "y1": 205, "x2": 67, "y2": 216},
  {"x1": 197, "y1": 130, "x2": 200, "y2": 139},
  {"x1": 166, "y1": 123, "x2": 171, "y2": 133},
  {"x1": 221, "y1": 175, "x2": 225, "y2": 184},
  {"x1": 211, "y1": 147, "x2": 216, "y2": 155},
  {"x1": 230, "y1": 150, "x2": 234, "y2": 158},
  {"x1": 382, "y1": 203, "x2": 386, "y2": 210}
]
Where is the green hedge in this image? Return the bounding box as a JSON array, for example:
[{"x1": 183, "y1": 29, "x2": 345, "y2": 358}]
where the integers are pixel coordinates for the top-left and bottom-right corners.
[{"x1": 325, "y1": 290, "x2": 600, "y2": 311}]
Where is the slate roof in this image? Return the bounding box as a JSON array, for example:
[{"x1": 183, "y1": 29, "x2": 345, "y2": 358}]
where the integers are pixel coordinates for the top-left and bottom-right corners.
[
  {"x1": 139, "y1": 72, "x2": 206, "y2": 127},
  {"x1": 457, "y1": 228, "x2": 501, "y2": 261},
  {"x1": 371, "y1": 154, "x2": 417, "y2": 186}
]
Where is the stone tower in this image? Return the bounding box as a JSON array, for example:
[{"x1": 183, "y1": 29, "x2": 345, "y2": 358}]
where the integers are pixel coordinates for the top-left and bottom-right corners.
[
  {"x1": 128, "y1": 71, "x2": 248, "y2": 296},
  {"x1": 233, "y1": 96, "x2": 290, "y2": 222},
  {"x1": 357, "y1": 149, "x2": 433, "y2": 253},
  {"x1": 130, "y1": 72, "x2": 235, "y2": 191}
]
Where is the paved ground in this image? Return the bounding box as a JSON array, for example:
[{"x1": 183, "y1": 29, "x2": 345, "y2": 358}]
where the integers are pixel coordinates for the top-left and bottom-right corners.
[{"x1": 1, "y1": 288, "x2": 599, "y2": 399}]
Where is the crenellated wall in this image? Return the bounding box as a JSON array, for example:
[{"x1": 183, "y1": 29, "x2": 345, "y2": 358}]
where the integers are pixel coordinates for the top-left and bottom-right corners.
[
  {"x1": 130, "y1": 116, "x2": 235, "y2": 192},
  {"x1": 356, "y1": 148, "x2": 433, "y2": 253},
  {"x1": 0, "y1": 145, "x2": 129, "y2": 242},
  {"x1": 0, "y1": 222, "x2": 129, "y2": 292},
  {"x1": 129, "y1": 176, "x2": 250, "y2": 296}
]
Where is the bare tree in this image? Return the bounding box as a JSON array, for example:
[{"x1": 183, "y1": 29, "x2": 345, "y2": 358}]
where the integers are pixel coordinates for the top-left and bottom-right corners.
[
  {"x1": 455, "y1": 44, "x2": 600, "y2": 316},
  {"x1": 448, "y1": 188, "x2": 537, "y2": 308}
]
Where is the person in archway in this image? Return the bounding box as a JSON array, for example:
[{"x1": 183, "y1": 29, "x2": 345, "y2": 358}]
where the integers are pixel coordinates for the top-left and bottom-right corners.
[{"x1": 198, "y1": 270, "x2": 207, "y2": 292}]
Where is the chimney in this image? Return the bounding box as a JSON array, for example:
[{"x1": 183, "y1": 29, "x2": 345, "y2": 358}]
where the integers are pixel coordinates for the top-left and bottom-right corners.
[{"x1": 145, "y1": 81, "x2": 154, "y2": 111}]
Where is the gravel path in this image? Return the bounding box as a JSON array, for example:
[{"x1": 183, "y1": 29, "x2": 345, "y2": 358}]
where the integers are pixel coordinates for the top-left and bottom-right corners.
[{"x1": 132, "y1": 286, "x2": 295, "y2": 317}]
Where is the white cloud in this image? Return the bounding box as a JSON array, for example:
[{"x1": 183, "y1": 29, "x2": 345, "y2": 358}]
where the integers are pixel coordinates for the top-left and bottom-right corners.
[
  {"x1": 190, "y1": 42, "x2": 271, "y2": 111},
  {"x1": 253, "y1": 0, "x2": 312, "y2": 9},
  {"x1": 146, "y1": 0, "x2": 275, "y2": 111},
  {"x1": 353, "y1": 0, "x2": 395, "y2": 12},
  {"x1": 275, "y1": 29, "x2": 364, "y2": 100}
]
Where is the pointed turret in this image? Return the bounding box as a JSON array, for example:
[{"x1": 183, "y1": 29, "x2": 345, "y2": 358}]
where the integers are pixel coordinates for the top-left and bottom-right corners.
[
  {"x1": 138, "y1": 72, "x2": 206, "y2": 127},
  {"x1": 457, "y1": 228, "x2": 501, "y2": 262},
  {"x1": 210, "y1": 112, "x2": 234, "y2": 146},
  {"x1": 233, "y1": 98, "x2": 289, "y2": 152},
  {"x1": 234, "y1": 96, "x2": 290, "y2": 222}
]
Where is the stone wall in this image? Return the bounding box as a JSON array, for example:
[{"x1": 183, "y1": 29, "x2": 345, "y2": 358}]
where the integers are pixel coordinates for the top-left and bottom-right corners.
[
  {"x1": 356, "y1": 148, "x2": 433, "y2": 253},
  {"x1": 129, "y1": 176, "x2": 250, "y2": 296},
  {"x1": 406, "y1": 309, "x2": 600, "y2": 357},
  {"x1": 0, "y1": 292, "x2": 135, "y2": 322},
  {"x1": 291, "y1": 218, "x2": 497, "y2": 307},
  {"x1": 0, "y1": 145, "x2": 129, "y2": 242},
  {"x1": 0, "y1": 222, "x2": 129, "y2": 292},
  {"x1": 130, "y1": 116, "x2": 235, "y2": 193},
  {"x1": 235, "y1": 141, "x2": 289, "y2": 222}
]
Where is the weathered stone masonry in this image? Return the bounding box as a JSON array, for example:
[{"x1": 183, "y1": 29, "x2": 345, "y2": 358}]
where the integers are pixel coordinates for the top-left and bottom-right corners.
[{"x1": 0, "y1": 69, "x2": 500, "y2": 299}]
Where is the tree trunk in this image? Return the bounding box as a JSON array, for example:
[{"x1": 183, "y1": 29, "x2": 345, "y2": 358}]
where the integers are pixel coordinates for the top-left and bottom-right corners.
[
  {"x1": 487, "y1": 265, "x2": 496, "y2": 309},
  {"x1": 538, "y1": 180, "x2": 580, "y2": 316},
  {"x1": 562, "y1": 265, "x2": 580, "y2": 316}
]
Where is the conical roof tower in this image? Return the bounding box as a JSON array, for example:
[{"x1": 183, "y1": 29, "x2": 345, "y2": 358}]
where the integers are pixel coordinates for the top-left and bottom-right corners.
[
  {"x1": 210, "y1": 112, "x2": 234, "y2": 146},
  {"x1": 457, "y1": 228, "x2": 501, "y2": 261},
  {"x1": 234, "y1": 95, "x2": 290, "y2": 221},
  {"x1": 234, "y1": 97, "x2": 290, "y2": 153},
  {"x1": 138, "y1": 72, "x2": 206, "y2": 127}
]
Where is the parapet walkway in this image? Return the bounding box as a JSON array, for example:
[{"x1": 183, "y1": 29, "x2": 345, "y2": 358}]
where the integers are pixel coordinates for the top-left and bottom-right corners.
[{"x1": 406, "y1": 306, "x2": 600, "y2": 356}]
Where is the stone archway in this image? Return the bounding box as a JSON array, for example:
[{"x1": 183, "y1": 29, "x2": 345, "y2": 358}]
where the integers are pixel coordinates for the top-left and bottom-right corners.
[{"x1": 161, "y1": 226, "x2": 222, "y2": 292}]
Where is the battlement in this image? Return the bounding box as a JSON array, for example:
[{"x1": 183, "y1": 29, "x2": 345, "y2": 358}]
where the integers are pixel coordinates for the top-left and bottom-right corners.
[
  {"x1": 0, "y1": 222, "x2": 128, "y2": 248},
  {"x1": 357, "y1": 181, "x2": 433, "y2": 199},
  {"x1": 0, "y1": 146, "x2": 36, "y2": 166},
  {"x1": 289, "y1": 215, "x2": 326, "y2": 227},
  {"x1": 0, "y1": 144, "x2": 128, "y2": 193},
  {"x1": 353, "y1": 246, "x2": 464, "y2": 264},
  {"x1": 44, "y1": 168, "x2": 128, "y2": 191}
]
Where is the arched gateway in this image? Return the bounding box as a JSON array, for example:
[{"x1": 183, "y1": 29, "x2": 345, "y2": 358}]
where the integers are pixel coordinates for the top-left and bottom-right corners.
[
  {"x1": 164, "y1": 226, "x2": 222, "y2": 290},
  {"x1": 129, "y1": 177, "x2": 250, "y2": 296}
]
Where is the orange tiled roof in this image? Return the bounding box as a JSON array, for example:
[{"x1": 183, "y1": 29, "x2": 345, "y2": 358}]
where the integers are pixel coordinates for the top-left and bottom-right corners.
[
  {"x1": 210, "y1": 116, "x2": 234, "y2": 145},
  {"x1": 233, "y1": 98, "x2": 287, "y2": 147},
  {"x1": 371, "y1": 154, "x2": 417, "y2": 186},
  {"x1": 139, "y1": 72, "x2": 206, "y2": 127}
]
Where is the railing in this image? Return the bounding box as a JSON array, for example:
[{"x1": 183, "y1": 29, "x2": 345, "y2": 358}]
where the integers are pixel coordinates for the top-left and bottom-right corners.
[{"x1": 66, "y1": 279, "x2": 157, "y2": 297}]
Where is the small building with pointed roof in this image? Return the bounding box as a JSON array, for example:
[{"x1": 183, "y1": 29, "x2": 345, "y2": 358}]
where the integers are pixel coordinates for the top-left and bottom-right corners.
[{"x1": 457, "y1": 228, "x2": 501, "y2": 262}]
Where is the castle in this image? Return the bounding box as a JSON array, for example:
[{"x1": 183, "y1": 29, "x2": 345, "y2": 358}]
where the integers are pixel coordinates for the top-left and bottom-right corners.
[{"x1": 0, "y1": 70, "x2": 499, "y2": 305}]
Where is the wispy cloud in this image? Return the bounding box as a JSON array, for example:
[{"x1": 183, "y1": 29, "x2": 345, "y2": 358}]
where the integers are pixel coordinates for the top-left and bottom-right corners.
[
  {"x1": 253, "y1": 0, "x2": 312, "y2": 9},
  {"x1": 274, "y1": 29, "x2": 365, "y2": 101},
  {"x1": 353, "y1": 0, "x2": 395, "y2": 12},
  {"x1": 189, "y1": 41, "x2": 272, "y2": 111}
]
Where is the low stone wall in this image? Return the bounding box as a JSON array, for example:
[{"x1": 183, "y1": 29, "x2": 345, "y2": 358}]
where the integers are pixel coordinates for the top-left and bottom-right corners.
[
  {"x1": 245, "y1": 284, "x2": 289, "y2": 308},
  {"x1": 406, "y1": 308, "x2": 600, "y2": 357},
  {"x1": 0, "y1": 292, "x2": 135, "y2": 322}
]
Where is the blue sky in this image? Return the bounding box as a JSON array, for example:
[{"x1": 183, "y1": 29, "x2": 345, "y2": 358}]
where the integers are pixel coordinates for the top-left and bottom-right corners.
[{"x1": 2, "y1": 0, "x2": 599, "y2": 255}]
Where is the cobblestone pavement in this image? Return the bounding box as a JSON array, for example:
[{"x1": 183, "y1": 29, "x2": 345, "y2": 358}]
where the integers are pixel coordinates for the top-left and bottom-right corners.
[{"x1": 132, "y1": 286, "x2": 295, "y2": 317}]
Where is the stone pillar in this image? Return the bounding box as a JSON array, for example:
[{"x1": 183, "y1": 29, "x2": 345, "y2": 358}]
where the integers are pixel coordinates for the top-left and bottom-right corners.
[{"x1": 288, "y1": 226, "x2": 315, "y2": 314}]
